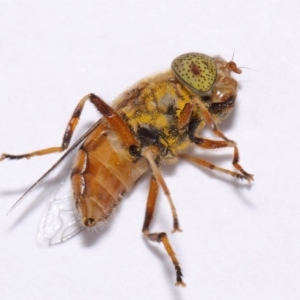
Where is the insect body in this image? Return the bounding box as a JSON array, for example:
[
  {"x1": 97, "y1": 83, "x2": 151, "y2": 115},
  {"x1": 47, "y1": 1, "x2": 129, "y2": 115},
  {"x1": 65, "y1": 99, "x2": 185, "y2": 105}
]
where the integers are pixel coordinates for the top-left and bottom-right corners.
[{"x1": 1, "y1": 52, "x2": 253, "y2": 287}]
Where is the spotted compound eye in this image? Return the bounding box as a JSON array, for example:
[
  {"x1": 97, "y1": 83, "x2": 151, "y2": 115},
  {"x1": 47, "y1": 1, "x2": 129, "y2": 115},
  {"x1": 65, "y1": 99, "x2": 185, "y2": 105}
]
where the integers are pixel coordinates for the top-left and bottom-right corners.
[{"x1": 171, "y1": 53, "x2": 217, "y2": 95}]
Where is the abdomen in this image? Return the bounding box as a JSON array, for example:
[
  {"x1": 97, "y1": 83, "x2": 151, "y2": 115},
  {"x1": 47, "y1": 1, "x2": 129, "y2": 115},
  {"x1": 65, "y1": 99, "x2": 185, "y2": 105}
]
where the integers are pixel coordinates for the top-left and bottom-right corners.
[{"x1": 71, "y1": 121, "x2": 149, "y2": 227}]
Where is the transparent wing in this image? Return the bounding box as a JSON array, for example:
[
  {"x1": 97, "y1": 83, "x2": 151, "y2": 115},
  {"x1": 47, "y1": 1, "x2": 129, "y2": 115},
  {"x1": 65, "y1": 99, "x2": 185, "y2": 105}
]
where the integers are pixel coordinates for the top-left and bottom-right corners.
[{"x1": 37, "y1": 179, "x2": 85, "y2": 247}]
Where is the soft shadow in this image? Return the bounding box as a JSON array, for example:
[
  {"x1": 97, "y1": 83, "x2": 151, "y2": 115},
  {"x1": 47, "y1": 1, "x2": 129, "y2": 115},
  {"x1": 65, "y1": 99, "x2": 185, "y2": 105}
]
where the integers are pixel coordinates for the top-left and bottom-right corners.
[
  {"x1": 161, "y1": 163, "x2": 179, "y2": 177},
  {"x1": 80, "y1": 210, "x2": 120, "y2": 247},
  {"x1": 219, "y1": 101, "x2": 238, "y2": 132},
  {"x1": 6, "y1": 161, "x2": 74, "y2": 231},
  {"x1": 5, "y1": 121, "x2": 96, "y2": 230},
  {"x1": 179, "y1": 154, "x2": 255, "y2": 208}
]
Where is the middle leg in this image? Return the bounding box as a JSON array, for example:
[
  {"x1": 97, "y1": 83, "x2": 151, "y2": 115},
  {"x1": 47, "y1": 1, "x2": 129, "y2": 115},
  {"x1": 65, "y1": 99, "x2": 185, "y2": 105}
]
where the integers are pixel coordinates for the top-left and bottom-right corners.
[{"x1": 142, "y1": 146, "x2": 182, "y2": 232}]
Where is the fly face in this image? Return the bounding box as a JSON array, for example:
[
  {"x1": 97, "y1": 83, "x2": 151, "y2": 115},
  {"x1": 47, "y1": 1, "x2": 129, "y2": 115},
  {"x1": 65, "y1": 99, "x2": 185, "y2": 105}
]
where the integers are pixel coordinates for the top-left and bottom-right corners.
[{"x1": 172, "y1": 52, "x2": 241, "y2": 124}]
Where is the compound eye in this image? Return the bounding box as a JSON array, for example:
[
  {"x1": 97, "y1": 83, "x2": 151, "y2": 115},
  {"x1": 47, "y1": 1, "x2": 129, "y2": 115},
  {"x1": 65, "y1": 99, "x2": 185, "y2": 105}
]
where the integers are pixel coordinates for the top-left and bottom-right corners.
[{"x1": 171, "y1": 53, "x2": 217, "y2": 95}]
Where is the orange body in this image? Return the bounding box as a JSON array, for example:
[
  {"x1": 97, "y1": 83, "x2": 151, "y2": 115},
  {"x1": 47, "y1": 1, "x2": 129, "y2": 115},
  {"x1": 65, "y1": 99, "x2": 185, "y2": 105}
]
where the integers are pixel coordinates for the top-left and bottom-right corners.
[
  {"x1": 71, "y1": 120, "x2": 149, "y2": 227},
  {"x1": 70, "y1": 58, "x2": 242, "y2": 228}
]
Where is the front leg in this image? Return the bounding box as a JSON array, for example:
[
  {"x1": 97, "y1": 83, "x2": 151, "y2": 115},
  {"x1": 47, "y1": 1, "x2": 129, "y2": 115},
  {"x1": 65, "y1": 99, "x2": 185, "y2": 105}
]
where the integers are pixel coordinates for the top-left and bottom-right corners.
[
  {"x1": 182, "y1": 138, "x2": 253, "y2": 182},
  {"x1": 193, "y1": 96, "x2": 236, "y2": 144}
]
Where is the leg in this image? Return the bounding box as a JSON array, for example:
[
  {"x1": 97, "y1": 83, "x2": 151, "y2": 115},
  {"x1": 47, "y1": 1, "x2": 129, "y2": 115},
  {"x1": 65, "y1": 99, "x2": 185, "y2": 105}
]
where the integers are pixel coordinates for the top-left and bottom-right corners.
[
  {"x1": 193, "y1": 96, "x2": 235, "y2": 144},
  {"x1": 143, "y1": 177, "x2": 186, "y2": 287},
  {"x1": 1, "y1": 94, "x2": 139, "y2": 161},
  {"x1": 181, "y1": 154, "x2": 249, "y2": 180},
  {"x1": 178, "y1": 102, "x2": 193, "y2": 128},
  {"x1": 142, "y1": 146, "x2": 182, "y2": 232},
  {"x1": 184, "y1": 138, "x2": 253, "y2": 182}
]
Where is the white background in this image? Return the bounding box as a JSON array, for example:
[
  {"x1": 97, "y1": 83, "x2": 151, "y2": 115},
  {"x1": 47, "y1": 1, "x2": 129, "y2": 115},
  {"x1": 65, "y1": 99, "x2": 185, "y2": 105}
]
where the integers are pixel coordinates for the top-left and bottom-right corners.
[{"x1": 0, "y1": 1, "x2": 300, "y2": 299}]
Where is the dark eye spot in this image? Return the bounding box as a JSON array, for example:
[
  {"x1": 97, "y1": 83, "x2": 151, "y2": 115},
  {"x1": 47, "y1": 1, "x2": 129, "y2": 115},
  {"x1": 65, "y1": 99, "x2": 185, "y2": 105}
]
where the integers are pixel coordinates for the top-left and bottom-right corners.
[{"x1": 190, "y1": 62, "x2": 200, "y2": 75}]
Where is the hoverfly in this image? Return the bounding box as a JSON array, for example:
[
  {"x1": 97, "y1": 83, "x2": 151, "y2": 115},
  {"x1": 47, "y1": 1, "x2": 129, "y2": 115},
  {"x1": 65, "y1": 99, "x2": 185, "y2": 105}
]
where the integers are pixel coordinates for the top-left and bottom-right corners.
[{"x1": 1, "y1": 52, "x2": 253, "y2": 287}]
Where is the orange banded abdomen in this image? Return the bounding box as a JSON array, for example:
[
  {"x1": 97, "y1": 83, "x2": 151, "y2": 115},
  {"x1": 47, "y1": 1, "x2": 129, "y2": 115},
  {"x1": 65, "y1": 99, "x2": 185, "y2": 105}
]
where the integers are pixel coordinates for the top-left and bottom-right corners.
[{"x1": 71, "y1": 121, "x2": 149, "y2": 227}]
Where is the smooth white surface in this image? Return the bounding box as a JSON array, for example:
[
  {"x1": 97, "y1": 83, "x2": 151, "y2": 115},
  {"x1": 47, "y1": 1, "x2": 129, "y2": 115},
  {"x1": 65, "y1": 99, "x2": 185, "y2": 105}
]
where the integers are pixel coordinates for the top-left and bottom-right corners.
[{"x1": 0, "y1": 1, "x2": 300, "y2": 299}]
